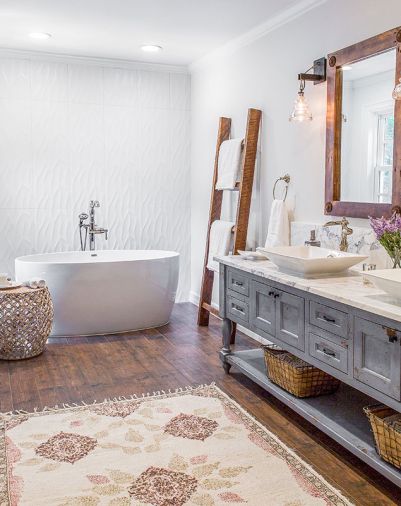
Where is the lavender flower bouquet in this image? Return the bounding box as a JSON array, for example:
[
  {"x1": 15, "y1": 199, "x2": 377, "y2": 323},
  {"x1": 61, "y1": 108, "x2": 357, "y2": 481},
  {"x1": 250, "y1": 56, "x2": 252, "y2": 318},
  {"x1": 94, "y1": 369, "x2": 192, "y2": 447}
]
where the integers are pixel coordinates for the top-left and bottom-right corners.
[{"x1": 370, "y1": 213, "x2": 401, "y2": 268}]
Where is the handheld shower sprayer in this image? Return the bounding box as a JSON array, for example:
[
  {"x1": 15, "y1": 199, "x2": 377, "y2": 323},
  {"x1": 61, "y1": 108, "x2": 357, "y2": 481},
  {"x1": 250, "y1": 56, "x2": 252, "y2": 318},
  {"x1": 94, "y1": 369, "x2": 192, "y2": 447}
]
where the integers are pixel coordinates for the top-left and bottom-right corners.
[
  {"x1": 79, "y1": 213, "x2": 88, "y2": 225},
  {"x1": 79, "y1": 213, "x2": 89, "y2": 250}
]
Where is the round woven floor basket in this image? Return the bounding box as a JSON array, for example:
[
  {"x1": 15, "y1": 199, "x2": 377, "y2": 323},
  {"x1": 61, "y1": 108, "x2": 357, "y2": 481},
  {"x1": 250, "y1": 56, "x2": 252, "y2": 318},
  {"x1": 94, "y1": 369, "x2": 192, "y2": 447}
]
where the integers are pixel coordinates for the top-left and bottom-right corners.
[{"x1": 0, "y1": 286, "x2": 54, "y2": 360}]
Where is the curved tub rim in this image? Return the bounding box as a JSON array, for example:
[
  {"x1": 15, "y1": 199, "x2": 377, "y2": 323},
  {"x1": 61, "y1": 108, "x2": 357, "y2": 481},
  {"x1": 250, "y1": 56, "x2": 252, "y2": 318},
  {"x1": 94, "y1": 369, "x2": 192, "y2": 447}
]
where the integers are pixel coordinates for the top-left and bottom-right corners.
[{"x1": 15, "y1": 249, "x2": 180, "y2": 266}]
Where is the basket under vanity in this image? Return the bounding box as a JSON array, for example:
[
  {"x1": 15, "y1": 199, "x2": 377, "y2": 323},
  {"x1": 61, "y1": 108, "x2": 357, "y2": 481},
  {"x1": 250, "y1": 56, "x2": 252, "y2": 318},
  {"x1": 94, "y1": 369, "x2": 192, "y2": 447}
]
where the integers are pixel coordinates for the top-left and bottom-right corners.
[{"x1": 218, "y1": 255, "x2": 401, "y2": 488}]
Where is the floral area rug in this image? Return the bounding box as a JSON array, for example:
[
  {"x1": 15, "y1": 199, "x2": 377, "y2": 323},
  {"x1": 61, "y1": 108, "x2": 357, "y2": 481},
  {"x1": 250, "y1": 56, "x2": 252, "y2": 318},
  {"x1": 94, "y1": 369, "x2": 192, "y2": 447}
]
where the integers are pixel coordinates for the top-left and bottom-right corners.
[{"x1": 0, "y1": 384, "x2": 353, "y2": 505}]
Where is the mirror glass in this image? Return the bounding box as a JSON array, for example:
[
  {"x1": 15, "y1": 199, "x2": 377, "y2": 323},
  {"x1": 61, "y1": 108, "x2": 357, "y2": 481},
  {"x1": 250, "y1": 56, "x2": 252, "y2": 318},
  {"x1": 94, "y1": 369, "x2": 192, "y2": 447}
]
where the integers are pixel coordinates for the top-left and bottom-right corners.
[{"x1": 340, "y1": 49, "x2": 395, "y2": 203}]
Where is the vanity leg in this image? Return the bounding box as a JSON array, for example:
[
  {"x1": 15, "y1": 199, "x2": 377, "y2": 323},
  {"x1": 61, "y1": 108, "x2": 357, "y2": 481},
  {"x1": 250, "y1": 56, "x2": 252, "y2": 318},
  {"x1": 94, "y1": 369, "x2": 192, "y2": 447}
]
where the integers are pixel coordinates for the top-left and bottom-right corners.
[
  {"x1": 223, "y1": 361, "x2": 231, "y2": 374},
  {"x1": 221, "y1": 318, "x2": 233, "y2": 374},
  {"x1": 230, "y1": 322, "x2": 237, "y2": 345}
]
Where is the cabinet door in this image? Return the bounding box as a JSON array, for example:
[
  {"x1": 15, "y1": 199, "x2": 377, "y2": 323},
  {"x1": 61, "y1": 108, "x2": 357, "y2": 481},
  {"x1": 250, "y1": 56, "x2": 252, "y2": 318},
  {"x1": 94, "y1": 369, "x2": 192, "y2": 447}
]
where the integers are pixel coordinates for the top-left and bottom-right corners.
[
  {"x1": 250, "y1": 280, "x2": 276, "y2": 337},
  {"x1": 354, "y1": 317, "x2": 401, "y2": 400},
  {"x1": 276, "y1": 291, "x2": 305, "y2": 351}
]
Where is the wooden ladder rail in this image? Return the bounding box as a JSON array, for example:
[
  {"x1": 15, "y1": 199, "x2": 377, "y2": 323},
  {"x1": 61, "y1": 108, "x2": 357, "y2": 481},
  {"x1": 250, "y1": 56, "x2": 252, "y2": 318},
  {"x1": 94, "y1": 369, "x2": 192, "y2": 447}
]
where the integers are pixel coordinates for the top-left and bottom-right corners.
[
  {"x1": 197, "y1": 116, "x2": 231, "y2": 327},
  {"x1": 197, "y1": 108, "x2": 262, "y2": 343},
  {"x1": 233, "y1": 108, "x2": 261, "y2": 253}
]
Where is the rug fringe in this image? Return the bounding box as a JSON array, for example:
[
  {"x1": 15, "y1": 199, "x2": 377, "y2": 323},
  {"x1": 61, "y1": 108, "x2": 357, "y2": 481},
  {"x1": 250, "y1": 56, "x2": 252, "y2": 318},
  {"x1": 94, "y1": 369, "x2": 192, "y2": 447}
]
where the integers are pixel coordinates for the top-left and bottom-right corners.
[{"x1": 0, "y1": 382, "x2": 216, "y2": 419}]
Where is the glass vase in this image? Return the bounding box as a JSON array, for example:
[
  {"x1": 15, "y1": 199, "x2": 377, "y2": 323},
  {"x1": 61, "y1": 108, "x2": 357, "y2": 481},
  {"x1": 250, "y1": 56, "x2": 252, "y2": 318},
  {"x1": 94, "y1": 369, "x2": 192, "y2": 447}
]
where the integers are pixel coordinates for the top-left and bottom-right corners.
[{"x1": 389, "y1": 249, "x2": 401, "y2": 269}]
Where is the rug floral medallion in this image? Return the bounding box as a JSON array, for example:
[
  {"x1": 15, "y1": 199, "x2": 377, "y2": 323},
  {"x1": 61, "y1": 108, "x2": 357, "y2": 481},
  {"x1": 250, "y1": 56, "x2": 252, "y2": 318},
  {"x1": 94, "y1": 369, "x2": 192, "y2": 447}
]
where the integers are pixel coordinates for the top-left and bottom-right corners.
[{"x1": 0, "y1": 384, "x2": 353, "y2": 506}]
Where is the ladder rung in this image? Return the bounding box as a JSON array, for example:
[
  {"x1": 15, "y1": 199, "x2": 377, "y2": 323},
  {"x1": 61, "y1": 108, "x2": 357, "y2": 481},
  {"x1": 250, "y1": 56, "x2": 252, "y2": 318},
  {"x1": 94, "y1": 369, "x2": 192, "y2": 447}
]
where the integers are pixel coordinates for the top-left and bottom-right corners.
[{"x1": 201, "y1": 302, "x2": 219, "y2": 317}]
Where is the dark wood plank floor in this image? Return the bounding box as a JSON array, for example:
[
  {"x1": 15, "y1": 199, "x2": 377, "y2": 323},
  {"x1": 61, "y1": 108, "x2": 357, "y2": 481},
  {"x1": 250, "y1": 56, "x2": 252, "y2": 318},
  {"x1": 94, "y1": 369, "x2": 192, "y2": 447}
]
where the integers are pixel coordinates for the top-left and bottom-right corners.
[{"x1": 1, "y1": 302, "x2": 400, "y2": 505}]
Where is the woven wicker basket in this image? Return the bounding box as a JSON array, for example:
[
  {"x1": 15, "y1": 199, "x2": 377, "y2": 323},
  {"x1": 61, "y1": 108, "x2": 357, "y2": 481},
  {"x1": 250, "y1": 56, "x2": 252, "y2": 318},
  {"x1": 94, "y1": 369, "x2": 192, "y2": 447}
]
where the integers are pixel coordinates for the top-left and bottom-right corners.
[
  {"x1": 0, "y1": 286, "x2": 53, "y2": 360},
  {"x1": 364, "y1": 404, "x2": 401, "y2": 469},
  {"x1": 262, "y1": 344, "x2": 340, "y2": 398}
]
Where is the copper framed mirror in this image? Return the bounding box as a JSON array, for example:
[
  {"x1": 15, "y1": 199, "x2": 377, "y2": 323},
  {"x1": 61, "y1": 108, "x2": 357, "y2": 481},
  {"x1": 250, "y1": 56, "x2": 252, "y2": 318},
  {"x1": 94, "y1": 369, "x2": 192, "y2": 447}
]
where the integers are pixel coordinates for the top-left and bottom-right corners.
[{"x1": 325, "y1": 27, "x2": 401, "y2": 218}]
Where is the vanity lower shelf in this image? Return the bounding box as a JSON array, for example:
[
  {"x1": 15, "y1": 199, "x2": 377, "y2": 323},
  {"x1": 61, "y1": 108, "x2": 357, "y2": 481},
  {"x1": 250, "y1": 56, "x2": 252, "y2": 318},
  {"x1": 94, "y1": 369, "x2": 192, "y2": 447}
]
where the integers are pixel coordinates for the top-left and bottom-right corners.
[{"x1": 224, "y1": 348, "x2": 401, "y2": 487}]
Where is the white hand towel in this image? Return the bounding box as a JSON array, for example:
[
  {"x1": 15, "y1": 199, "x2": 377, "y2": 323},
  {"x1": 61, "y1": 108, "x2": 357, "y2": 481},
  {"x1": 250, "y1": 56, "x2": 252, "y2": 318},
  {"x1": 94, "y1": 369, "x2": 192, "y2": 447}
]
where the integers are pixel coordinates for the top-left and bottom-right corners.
[
  {"x1": 207, "y1": 220, "x2": 235, "y2": 272},
  {"x1": 265, "y1": 199, "x2": 290, "y2": 248},
  {"x1": 215, "y1": 139, "x2": 243, "y2": 190},
  {"x1": 23, "y1": 278, "x2": 46, "y2": 289}
]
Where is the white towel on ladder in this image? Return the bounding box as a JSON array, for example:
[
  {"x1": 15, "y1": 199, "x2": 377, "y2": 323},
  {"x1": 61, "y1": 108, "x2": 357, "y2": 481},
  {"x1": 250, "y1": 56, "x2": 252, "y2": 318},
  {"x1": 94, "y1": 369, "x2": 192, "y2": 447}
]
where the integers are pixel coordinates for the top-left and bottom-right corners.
[
  {"x1": 207, "y1": 220, "x2": 235, "y2": 272},
  {"x1": 215, "y1": 139, "x2": 242, "y2": 190},
  {"x1": 265, "y1": 200, "x2": 290, "y2": 248}
]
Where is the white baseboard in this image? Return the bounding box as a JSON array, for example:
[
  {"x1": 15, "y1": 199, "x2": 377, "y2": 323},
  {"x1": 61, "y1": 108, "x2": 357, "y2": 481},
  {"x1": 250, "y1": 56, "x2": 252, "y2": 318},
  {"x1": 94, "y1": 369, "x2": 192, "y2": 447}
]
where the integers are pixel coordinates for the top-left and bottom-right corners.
[
  {"x1": 189, "y1": 290, "x2": 201, "y2": 306},
  {"x1": 189, "y1": 291, "x2": 271, "y2": 345}
]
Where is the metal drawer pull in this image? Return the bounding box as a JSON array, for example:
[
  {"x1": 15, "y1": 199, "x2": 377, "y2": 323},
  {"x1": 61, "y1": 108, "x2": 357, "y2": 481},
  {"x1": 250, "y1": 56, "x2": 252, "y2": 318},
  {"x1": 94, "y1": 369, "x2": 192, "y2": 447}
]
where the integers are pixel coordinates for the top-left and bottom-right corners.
[
  {"x1": 232, "y1": 304, "x2": 245, "y2": 314},
  {"x1": 322, "y1": 347, "x2": 336, "y2": 357},
  {"x1": 322, "y1": 315, "x2": 336, "y2": 324},
  {"x1": 385, "y1": 327, "x2": 398, "y2": 343},
  {"x1": 274, "y1": 293, "x2": 280, "y2": 299},
  {"x1": 268, "y1": 291, "x2": 274, "y2": 296},
  {"x1": 233, "y1": 281, "x2": 243, "y2": 287}
]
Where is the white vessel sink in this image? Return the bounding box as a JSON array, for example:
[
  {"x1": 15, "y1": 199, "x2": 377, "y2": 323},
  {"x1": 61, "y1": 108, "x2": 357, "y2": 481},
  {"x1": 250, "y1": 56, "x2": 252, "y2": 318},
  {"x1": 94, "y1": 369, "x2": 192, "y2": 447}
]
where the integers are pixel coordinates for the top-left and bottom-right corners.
[
  {"x1": 363, "y1": 269, "x2": 401, "y2": 301},
  {"x1": 257, "y1": 246, "x2": 367, "y2": 277}
]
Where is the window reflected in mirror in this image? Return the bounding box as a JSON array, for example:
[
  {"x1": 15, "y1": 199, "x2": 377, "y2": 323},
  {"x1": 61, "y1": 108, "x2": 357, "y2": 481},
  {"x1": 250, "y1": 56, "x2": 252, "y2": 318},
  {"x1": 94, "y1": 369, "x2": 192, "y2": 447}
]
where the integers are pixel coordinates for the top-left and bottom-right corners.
[{"x1": 340, "y1": 49, "x2": 395, "y2": 204}]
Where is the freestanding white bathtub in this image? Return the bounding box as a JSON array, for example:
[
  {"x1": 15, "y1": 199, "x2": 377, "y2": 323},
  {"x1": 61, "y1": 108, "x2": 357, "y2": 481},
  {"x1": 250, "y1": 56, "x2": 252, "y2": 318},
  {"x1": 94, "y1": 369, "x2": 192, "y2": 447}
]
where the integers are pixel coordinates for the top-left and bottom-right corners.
[{"x1": 15, "y1": 250, "x2": 179, "y2": 337}]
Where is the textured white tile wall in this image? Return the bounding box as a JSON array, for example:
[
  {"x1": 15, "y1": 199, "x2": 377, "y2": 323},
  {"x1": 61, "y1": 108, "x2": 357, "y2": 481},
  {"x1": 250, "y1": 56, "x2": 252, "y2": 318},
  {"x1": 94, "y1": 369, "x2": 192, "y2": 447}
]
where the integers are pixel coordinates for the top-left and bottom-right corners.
[{"x1": 0, "y1": 57, "x2": 191, "y2": 301}]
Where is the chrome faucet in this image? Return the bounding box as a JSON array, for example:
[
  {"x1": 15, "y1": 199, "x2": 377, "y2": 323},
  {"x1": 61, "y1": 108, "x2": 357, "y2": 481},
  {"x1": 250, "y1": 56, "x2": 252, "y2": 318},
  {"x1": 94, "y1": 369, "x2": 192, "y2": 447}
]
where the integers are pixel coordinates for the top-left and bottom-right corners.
[
  {"x1": 78, "y1": 200, "x2": 108, "y2": 251},
  {"x1": 323, "y1": 217, "x2": 353, "y2": 252}
]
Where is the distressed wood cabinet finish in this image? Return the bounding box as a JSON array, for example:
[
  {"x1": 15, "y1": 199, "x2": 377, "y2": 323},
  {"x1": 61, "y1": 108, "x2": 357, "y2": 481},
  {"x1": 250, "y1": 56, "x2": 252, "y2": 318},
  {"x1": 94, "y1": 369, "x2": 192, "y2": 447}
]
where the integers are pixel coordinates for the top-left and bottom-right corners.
[
  {"x1": 219, "y1": 263, "x2": 401, "y2": 486},
  {"x1": 276, "y1": 290, "x2": 305, "y2": 351},
  {"x1": 354, "y1": 317, "x2": 401, "y2": 400},
  {"x1": 249, "y1": 279, "x2": 305, "y2": 351},
  {"x1": 250, "y1": 280, "x2": 276, "y2": 335}
]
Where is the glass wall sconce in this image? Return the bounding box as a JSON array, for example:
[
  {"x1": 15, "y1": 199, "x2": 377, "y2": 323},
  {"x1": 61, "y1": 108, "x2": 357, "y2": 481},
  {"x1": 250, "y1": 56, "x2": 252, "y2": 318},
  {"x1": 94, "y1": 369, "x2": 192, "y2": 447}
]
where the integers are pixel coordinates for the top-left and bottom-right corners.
[
  {"x1": 289, "y1": 57, "x2": 327, "y2": 122},
  {"x1": 289, "y1": 80, "x2": 312, "y2": 122}
]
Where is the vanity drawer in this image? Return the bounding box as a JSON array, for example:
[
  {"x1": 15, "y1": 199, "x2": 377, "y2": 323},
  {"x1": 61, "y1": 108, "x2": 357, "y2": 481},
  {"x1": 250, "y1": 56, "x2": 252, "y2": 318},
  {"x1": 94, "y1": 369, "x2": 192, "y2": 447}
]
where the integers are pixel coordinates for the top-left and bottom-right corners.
[
  {"x1": 309, "y1": 332, "x2": 348, "y2": 374},
  {"x1": 310, "y1": 301, "x2": 348, "y2": 339},
  {"x1": 227, "y1": 268, "x2": 249, "y2": 297},
  {"x1": 226, "y1": 295, "x2": 249, "y2": 324}
]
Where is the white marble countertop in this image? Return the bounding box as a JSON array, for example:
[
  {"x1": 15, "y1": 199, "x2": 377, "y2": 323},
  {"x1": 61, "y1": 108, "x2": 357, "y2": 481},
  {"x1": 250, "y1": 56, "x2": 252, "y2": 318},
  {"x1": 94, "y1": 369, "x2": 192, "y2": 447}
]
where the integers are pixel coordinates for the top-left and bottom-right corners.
[{"x1": 216, "y1": 255, "x2": 401, "y2": 324}]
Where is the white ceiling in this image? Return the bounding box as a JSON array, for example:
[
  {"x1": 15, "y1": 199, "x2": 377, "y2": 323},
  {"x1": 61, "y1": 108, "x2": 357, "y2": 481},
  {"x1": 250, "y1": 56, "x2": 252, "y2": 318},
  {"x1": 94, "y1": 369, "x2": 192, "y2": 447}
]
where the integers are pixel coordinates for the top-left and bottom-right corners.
[{"x1": 0, "y1": 0, "x2": 307, "y2": 66}]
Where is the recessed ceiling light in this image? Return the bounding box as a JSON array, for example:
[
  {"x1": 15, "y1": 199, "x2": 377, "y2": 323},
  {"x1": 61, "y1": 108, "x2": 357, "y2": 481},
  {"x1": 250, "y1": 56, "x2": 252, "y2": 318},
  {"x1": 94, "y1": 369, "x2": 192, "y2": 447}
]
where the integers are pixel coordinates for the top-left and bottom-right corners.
[
  {"x1": 29, "y1": 32, "x2": 52, "y2": 40},
  {"x1": 141, "y1": 44, "x2": 163, "y2": 53},
  {"x1": 342, "y1": 65, "x2": 353, "y2": 71}
]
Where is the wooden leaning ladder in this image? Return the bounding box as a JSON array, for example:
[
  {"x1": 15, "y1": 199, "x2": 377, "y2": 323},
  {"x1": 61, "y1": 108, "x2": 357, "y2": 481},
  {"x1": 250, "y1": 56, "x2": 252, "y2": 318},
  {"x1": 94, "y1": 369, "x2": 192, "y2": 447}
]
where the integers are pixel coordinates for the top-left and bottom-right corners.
[{"x1": 197, "y1": 108, "x2": 262, "y2": 340}]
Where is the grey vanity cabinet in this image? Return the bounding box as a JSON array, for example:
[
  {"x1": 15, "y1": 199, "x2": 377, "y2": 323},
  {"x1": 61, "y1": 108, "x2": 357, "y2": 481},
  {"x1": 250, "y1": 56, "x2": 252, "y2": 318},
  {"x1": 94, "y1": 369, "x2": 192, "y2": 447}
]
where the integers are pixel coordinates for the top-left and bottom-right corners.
[
  {"x1": 250, "y1": 280, "x2": 305, "y2": 351},
  {"x1": 220, "y1": 261, "x2": 401, "y2": 488},
  {"x1": 353, "y1": 317, "x2": 401, "y2": 400},
  {"x1": 223, "y1": 265, "x2": 401, "y2": 404}
]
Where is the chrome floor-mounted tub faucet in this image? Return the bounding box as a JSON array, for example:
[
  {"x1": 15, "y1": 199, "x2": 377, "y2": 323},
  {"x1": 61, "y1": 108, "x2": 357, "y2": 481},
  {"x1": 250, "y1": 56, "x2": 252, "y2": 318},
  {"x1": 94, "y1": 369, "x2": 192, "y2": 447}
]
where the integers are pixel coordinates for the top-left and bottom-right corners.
[{"x1": 79, "y1": 200, "x2": 108, "y2": 251}]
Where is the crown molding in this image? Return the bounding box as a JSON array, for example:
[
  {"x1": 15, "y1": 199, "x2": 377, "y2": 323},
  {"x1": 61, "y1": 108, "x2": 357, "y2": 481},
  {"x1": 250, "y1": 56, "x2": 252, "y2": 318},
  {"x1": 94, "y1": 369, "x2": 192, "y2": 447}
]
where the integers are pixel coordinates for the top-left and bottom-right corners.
[
  {"x1": 0, "y1": 48, "x2": 189, "y2": 74},
  {"x1": 189, "y1": 0, "x2": 328, "y2": 73}
]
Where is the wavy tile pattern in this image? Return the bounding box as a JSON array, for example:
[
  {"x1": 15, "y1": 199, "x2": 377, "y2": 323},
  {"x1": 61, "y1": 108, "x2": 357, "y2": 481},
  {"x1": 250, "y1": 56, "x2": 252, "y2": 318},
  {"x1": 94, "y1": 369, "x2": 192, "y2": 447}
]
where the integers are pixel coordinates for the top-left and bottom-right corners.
[{"x1": 0, "y1": 57, "x2": 191, "y2": 301}]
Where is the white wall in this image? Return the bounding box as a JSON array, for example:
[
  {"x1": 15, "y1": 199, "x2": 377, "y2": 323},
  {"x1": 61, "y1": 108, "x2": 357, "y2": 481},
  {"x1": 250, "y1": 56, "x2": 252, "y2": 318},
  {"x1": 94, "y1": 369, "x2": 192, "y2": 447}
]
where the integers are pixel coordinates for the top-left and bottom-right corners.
[
  {"x1": 190, "y1": 0, "x2": 401, "y2": 302},
  {"x1": 0, "y1": 55, "x2": 191, "y2": 301}
]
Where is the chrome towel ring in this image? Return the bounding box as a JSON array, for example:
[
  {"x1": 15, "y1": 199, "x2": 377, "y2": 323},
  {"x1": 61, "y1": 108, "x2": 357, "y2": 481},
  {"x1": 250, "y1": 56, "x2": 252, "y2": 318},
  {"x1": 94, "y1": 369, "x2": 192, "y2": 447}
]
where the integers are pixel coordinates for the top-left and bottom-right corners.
[{"x1": 273, "y1": 174, "x2": 291, "y2": 201}]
